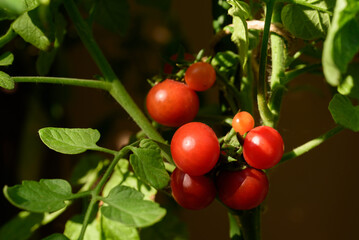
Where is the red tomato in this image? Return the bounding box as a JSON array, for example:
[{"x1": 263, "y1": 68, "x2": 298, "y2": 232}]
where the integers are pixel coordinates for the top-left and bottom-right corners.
[
  {"x1": 184, "y1": 62, "x2": 216, "y2": 91},
  {"x1": 171, "y1": 122, "x2": 220, "y2": 176},
  {"x1": 163, "y1": 53, "x2": 195, "y2": 74},
  {"x1": 146, "y1": 79, "x2": 199, "y2": 127},
  {"x1": 217, "y1": 167, "x2": 269, "y2": 210},
  {"x1": 232, "y1": 111, "x2": 255, "y2": 135},
  {"x1": 171, "y1": 168, "x2": 216, "y2": 210},
  {"x1": 243, "y1": 126, "x2": 284, "y2": 169}
]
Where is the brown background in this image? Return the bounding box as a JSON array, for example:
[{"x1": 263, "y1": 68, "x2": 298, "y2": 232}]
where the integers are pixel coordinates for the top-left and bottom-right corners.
[{"x1": 1, "y1": 0, "x2": 359, "y2": 239}]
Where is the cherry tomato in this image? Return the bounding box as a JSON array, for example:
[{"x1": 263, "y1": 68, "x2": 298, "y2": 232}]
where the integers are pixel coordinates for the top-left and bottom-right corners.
[
  {"x1": 171, "y1": 168, "x2": 216, "y2": 210},
  {"x1": 184, "y1": 62, "x2": 216, "y2": 91},
  {"x1": 146, "y1": 79, "x2": 199, "y2": 127},
  {"x1": 217, "y1": 167, "x2": 269, "y2": 210},
  {"x1": 163, "y1": 53, "x2": 195, "y2": 74},
  {"x1": 171, "y1": 122, "x2": 220, "y2": 176},
  {"x1": 232, "y1": 111, "x2": 255, "y2": 135},
  {"x1": 243, "y1": 126, "x2": 284, "y2": 169}
]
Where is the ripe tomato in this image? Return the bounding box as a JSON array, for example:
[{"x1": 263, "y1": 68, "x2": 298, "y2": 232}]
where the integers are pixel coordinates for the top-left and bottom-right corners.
[
  {"x1": 243, "y1": 126, "x2": 284, "y2": 169},
  {"x1": 184, "y1": 62, "x2": 216, "y2": 91},
  {"x1": 171, "y1": 168, "x2": 216, "y2": 210},
  {"x1": 217, "y1": 167, "x2": 269, "y2": 210},
  {"x1": 171, "y1": 122, "x2": 220, "y2": 176},
  {"x1": 146, "y1": 79, "x2": 199, "y2": 127},
  {"x1": 232, "y1": 111, "x2": 255, "y2": 135},
  {"x1": 163, "y1": 53, "x2": 195, "y2": 74}
]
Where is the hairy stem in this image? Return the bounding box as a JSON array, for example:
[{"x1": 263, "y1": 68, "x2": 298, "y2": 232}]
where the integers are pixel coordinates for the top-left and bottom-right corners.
[
  {"x1": 280, "y1": 125, "x2": 344, "y2": 164},
  {"x1": 257, "y1": 0, "x2": 276, "y2": 127},
  {"x1": 12, "y1": 76, "x2": 112, "y2": 91},
  {"x1": 269, "y1": 2, "x2": 286, "y2": 127},
  {"x1": 78, "y1": 148, "x2": 129, "y2": 240},
  {"x1": 284, "y1": 63, "x2": 322, "y2": 84}
]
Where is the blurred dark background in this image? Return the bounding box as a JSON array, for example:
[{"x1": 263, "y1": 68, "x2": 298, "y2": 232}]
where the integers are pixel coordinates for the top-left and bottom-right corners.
[{"x1": 1, "y1": 0, "x2": 359, "y2": 239}]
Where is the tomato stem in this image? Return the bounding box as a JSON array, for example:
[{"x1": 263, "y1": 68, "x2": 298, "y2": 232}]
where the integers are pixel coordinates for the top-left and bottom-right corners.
[
  {"x1": 280, "y1": 125, "x2": 345, "y2": 163},
  {"x1": 257, "y1": 0, "x2": 276, "y2": 127}
]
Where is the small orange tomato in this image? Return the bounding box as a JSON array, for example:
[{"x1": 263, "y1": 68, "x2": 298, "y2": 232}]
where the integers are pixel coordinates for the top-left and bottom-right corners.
[{"x1": 232, "y1": 111, "x2": 255, "y2": 135}]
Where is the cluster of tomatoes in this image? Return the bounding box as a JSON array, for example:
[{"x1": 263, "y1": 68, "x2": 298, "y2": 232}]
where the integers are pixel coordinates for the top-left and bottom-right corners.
[{"x1": 145, "y1": 58, "x2": 284, "y2": 211}]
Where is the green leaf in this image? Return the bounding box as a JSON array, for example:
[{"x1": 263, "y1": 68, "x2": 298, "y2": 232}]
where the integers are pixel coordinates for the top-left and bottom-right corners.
[
  {"x1": 43, "y1": 233, "x2": 70, "y2": 240},
  {"x1": 129, "y1": 139, "x2": 170, "y2": 189},
  {"x1": 227, "y1": 0, "x2": 250, "y2": 73},
  {"x1": 212, "y1": 51, "x2": 240, "y2": 76},
  {"x1": 38, "y1": 127, "x2": 101, "y2": 154},
  {"x1": 322, "y1": 0, "x2": 359, "y2": 86},
  {"x1": 281, "y1": 2, "x2": 331, "y2": 40},
  {"x1": 0, "y1": 71, "x2": 14, "y2": 90},
  {"x1": 93, "y1": 0, "x2": 130, "y2": 35},
  {"x1": 338, "y1": 63, "x2": 359, "y2": 100},
  {"x1": 64, "y1": 215, "x2": 100, "y2": 240},
  {"x1": 64, "y1": 216, "x2": 99, "y2": 240},
  {"x1": 0, "y1": 0, "x2": 40, "y2": 20},
  {"x1": 0, "y1": 211, "x2": 44, "y2": 240},
  {"x1": 140, "y1": 209, "x2": 188, "y2": 240},
  {"x1": 101, "y1": 215, "x2": 140, "y2": 240},
  {"x1": 12, "y1": 9, "x2": 51, "y2": 51},
  {"x1": 36, "y1": 11, "x2": 67, "y2": 75},
  {"x1": 0, "y1": 52, "x2": 14, "y2": 66},
  {"x1": 4, "y1": 179, "x2": 73, "y2": 213},
  {"x1": 102, "y1": 159, "x2": 157, "y2": 200},
  {"x1": 101, "y1": 186, "x2": 166, "y2": 227},
  {"x1": 228, "y1": 212, "x2": 242, "y2": 240},
  {"x1": 329, "y1": 94, "x2": 359, "y2": 132}
]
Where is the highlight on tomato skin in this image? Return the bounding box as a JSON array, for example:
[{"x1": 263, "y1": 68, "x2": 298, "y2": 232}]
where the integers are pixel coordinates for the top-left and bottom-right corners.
[
  {"x1": 243, "y1": 126, "x2": 284, "y2": 169},
  {"x1": 184, "y1": 62, "x2": 216, "y2": 91},
  {"x1": 170, "y1": 122, "x2": 220, "y2": 176},
  {"x1": 232, "y1": 111, "x2": 255, "y2": 135},
  {"x1": 216, "y1": 167, "x2": 269, "y2": 210},
  {"x1": 170, "y1": 168, "x2": 216, "y2": 210},
  {"x1": 145, "y1": 79, "x2": 199, "y2": 127}
]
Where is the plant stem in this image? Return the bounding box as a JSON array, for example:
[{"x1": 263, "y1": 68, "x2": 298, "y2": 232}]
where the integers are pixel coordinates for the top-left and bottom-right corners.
[
  {"x1": 284, "y1": 63, "x2": 322, "y2": 84},
  {"x1": 78, "y1": 148, "x2": 130, "y2": 240},
  {"x1": 0, "y1": 27, "x2": 17, "y2": 48},
  {"x1": 257, "y1": 0, "x2": 276, "y2": 127},
  {"x1": 63, "y1": 0, "x2": 166, "y2": 144},
  {"x1": 280, "y1": 125, "x2": 344, "y2": 164},
  {"x1": 232, "y1": 207, "x2": 261, "y2": 240},
  {"x1": 12, "y1": 76, "x2": 112, "y2": 91},
  {"x1": 268, "y1": 2, "x2": 286, "y2": 127}
]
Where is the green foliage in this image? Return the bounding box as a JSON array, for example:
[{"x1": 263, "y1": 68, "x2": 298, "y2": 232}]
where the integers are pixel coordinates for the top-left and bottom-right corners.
[
  {"x1": 281, "y1": 1, "x2": 331, "y2": 40},
  {"x1": 38, "y1": 128, "x2": 102, "y2": 154},
  {"x1": 329, "y1": 94, "x2": 359, "y2": 132},
  {"x1": 337, "y1": 63, "x2": 359, "y2": 100},
  {"x1": 43, "y1": 233, "x2": 70, "y2": 240},
  {"x1": 12, "y1": 9, "x2": 52, "y2": 51},
  {"x1": 100, "y1": 186, "x2": 166, "y2": 227},
  {"x1": 227, "y1": 0, "x2": 250, "y2": 73},
  {"x1": 0, "y1": 52, "x2": 14, "y2": 66},
  {"x1": 64, "y1": 215, "x2": 100, "y2": 240},
  {"x1": 100, "y1": 215, "x2": 140, "y2": 240},
  {"x1": 0, "y1": 0, "x2": 40, "y2": 20},
  {"x1": 322, "y1": 0, "x2": 359, "y2": 86},
  {"x1": 0, "y1": 71, "x2": 14, "y2": 89},
  {"x1": 3, "y1": 179, "x2": 73, "y2": 213},
  {"x1": 0, "y1": 211, "x2": 44, "y2": 240},
  {"x1": 129, "y1": 139, "x2": 170, "y2": 189}
]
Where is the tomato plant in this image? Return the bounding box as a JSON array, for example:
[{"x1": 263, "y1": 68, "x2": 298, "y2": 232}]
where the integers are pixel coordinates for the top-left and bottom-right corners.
[
  {"x1": 243, "y1": 126, "x2": 284, "y2": 169},
  {"x1": 171, "y1": 122, "x2": 220, "y2": 176},
  {"x1": 146, "y1": 79, "x2": 199, "y2": 127},
  {"x1": 1, "y1": 0, "x2": 359, "y2": 240},
  {"x1": 217, "y1": 167, "x2": 269, "y2": 210},
  {"x1": 170, "y1": 168, "x2": 216, "y2": 210},
  {"x1": 184, "y1": 62, "x2": 216, "y2": 91},
  {"x1": 232, "y1": 111, "x2": 255, "y2": 135}
]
